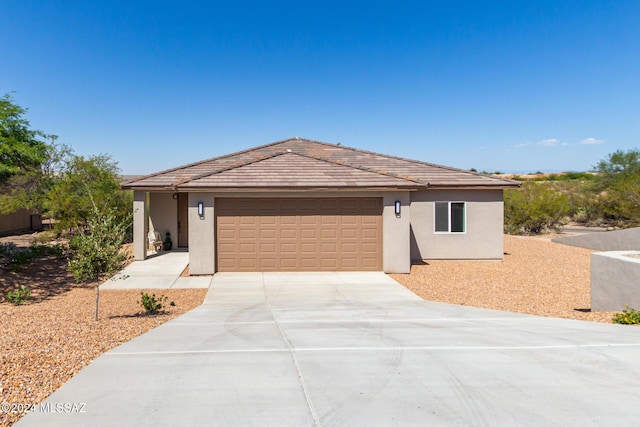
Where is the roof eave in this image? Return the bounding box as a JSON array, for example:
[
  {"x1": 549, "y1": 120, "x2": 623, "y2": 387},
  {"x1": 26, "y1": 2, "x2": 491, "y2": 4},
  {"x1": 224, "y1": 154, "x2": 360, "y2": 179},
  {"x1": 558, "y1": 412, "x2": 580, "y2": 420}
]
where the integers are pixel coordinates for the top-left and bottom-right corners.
[{"x1": 425, "y1": 183, "x2": 522, "y2": 189}]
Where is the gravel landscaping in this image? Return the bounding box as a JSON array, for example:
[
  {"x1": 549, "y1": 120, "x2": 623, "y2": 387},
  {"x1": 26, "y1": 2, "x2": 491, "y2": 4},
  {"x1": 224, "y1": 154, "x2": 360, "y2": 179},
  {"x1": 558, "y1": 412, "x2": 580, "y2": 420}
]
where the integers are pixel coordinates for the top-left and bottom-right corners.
[
  {"x1": 0, "y1": 247, "x2": 205, "y2": 427},
  {"x1": 391, "y1": 234, "x2": 614, "y2": 323},
  {"x1": 0, "y1": 232, "x2": 615, "y2": 426}
]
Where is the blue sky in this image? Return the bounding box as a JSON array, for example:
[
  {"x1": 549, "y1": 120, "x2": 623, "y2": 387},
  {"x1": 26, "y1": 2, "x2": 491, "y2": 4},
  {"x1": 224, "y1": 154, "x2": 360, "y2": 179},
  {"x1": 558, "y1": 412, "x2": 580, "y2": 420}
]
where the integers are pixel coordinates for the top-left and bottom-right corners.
[{"x1": 2, "y1": 1, "x2": 639, "y2": 175}]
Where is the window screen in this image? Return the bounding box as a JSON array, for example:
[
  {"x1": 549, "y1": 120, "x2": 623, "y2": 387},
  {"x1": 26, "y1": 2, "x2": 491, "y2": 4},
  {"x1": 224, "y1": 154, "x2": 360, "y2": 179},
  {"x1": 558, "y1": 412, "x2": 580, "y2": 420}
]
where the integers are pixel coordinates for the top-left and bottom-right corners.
[
  {"x1": 450, "y1": 202, "x2": 465, "y2": 232},
  {"x1": 434, "y1": 202, "x2": 449, "y2": 232},
  {"x1": 434, "y1": 201, "x2": 466, "y2": 233}
]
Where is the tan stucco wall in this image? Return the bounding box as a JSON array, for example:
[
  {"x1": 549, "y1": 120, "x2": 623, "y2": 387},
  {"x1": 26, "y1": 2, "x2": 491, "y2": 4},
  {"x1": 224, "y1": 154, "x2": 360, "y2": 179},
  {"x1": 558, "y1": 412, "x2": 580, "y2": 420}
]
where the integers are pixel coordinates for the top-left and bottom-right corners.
[
  {"x1": 188, "y1": 193, "x2": 216, "y2": 275},
  {"x1": 410, "y1": 189, "x2": 504, "y2": 260},
  {"x1": 184, "y1": 191, "x2": 412, "y2": 274},
  {"x1": 0, "y1": 209, "x2": 35, "y2": 235},
  {"x1": 383, "y1": 193, "x2": 411, "y2": 273},
  {"x1": 133, "y1": 191, "x2": 148, "y2": 261},
  {"x1": 141, "y1": 189, "x2": 503, "y2": 272},
  {"x1": 149, "y1": 193, "x2": 178, "y2": 248}
]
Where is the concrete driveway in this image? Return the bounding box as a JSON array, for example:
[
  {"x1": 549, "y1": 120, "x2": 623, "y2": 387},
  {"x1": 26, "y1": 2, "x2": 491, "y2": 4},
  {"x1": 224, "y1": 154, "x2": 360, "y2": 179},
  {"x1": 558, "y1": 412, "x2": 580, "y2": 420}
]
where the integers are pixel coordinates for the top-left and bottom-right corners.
[{"x1": 17, "y1": 272, "x2": 640, "y2": 426}]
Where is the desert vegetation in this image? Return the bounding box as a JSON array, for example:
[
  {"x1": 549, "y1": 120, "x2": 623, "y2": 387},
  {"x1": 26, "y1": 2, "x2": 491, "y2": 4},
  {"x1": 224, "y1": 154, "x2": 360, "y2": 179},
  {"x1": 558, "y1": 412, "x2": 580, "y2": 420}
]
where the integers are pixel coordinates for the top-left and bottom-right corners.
[
  {"x1": 503, "y1": 149, "x2": 640, "y2": 235},
  {"x1": 1, "y1": 93, "x2": 132, "y2": 284}
]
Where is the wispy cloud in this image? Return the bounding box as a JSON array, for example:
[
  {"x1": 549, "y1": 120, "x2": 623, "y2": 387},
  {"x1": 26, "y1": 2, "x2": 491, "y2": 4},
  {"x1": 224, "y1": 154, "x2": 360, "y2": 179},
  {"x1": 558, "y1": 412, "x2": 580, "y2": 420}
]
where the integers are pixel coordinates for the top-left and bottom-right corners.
[
  {"x1": 580, "y1": 137, "x2": 606, "y2": 145},
  {"x1": 515, "y1": 138, "x2": 566, "y2": 148},
  {"x1": 515, "y1": 137, "x2": 604, "y2": 148},
  {"x1": 539, "y1": 138, "x2": 560, "y2": 146}
]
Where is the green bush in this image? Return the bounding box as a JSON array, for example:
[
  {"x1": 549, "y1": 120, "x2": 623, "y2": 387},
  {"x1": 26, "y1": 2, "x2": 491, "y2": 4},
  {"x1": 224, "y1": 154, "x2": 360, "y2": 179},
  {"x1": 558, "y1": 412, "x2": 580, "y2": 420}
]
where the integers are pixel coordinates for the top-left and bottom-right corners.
[
  {"x1": 504, "y1": 182, "x2": 570, "y2": 235},
  {"x1": 612, "y1": 306, "x2": 640, "y2": 325},
  {"x1": 139, "y1": 292, "x2": 168, "y2": 315},
  {"x1": 68, "y1": 208, "x2": 131, "y2": 283},
  {"x1": 6, "y1": 285, "x2": 32, "y2": 305},
  {"x1": 0, "y1": 242, "x2": 64, "y2": 272}
]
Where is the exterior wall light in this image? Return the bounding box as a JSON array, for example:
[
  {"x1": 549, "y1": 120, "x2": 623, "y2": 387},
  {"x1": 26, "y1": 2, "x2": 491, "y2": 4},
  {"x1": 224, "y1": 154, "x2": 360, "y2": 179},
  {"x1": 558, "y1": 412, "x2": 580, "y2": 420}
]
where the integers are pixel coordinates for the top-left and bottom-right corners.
[
  {"x1": 197, "y1": 201, "x2": 204, "y2": 218},
  {"x1": 394, "y1": 200, "x2": 401, "y2": 216},
  {"x1": 172, "y1": 192, "x2": 179, "y2": 200}
]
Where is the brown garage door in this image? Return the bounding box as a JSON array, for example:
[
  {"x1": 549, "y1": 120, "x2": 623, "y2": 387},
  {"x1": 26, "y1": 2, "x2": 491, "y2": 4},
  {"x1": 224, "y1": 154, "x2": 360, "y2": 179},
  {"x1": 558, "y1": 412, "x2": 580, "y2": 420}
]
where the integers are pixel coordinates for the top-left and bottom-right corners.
[{"x1": 216, "y1": 197, "x2": 382, "y2": 271}]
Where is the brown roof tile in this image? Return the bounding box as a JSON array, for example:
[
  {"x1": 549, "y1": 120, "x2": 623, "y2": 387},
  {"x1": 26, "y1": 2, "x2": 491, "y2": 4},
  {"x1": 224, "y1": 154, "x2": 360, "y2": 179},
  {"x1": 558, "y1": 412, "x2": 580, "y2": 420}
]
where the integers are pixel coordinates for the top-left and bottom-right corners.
[{"x1": 121, "y1": 138, "x2": 521, "y2": 190}]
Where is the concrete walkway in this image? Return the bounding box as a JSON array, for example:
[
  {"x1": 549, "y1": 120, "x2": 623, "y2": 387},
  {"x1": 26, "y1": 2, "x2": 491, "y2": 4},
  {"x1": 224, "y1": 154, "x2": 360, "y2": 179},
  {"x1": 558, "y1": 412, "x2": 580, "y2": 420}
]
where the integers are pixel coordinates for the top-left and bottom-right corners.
[
  {"x1": 100, "y1": 250, "x2": 212, "y2": 289},
  {"x1": 17, "y1": 272, "x2": 640, "y2": 426}
]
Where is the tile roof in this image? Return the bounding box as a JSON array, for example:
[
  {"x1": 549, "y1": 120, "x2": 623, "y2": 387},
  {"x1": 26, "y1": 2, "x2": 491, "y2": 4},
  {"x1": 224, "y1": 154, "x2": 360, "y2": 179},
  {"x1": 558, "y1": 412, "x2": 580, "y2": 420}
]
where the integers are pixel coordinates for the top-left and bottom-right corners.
[{"x1": 121, "y1": 138, "x2": 521, "y2": 190}]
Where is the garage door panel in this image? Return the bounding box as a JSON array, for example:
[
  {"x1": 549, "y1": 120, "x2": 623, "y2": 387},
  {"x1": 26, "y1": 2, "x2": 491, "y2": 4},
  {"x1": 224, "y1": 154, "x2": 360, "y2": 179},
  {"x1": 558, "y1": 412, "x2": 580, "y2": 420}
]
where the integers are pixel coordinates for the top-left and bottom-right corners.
[
  {"x1": 321, "y1": 258, "x2": 338, "y2": 269},
  {"x1": 300, "y1": 258, "x2": 319, "y2": 269},
  {"x1": 341, "y1": 229, "x2": 357, "y2": 239},
  {"x1": 216, "y1": 198, "x2": 381, "y2": 272},
  {"x1": 260, "y1": 258, "x2": 277, "y2": 269},
  {"x1": 281, "y1": 243, "x2": 297, "y2": 253},
  {"x1": 321, "y1": 243, "x2": 337, "y2": 253},
  {"x1": 361, "y1": 258, "x2": 379, "y2": 268},
  {"x1": 341, "y1": 242, "x2": 358, "y2": 253},
  {"x1": 301, "y1": 216, "x2": 318, "y2": 225},
  {"x1": 219, "y1": 243, "x2": 236, "y2": 252},
  {"x1": 238, "y1": 229, "x2": 256, "y2": 239},
  {"x1": 260, "y1": 229, "x2": 276, "y2": 239},
  {"x1": 300, "y1": 243, "x2": 318, "y2": 253},
  {"x1": 280, "y1": 258, "x2": 297, "y2": 269},
  {"x1": 300, "y1": 229, "x2": 318, "y2": 239},
  {"x1": 239, "y1": 243, "x2": 255, "y2": 253},
  {"x1": 321, "y1": 228, "x2": 337, "y2": 239},
  {"x1": 340, "y1": 258, "x2": 358, "y2": 268},
  {"x1": 361, "y1": 242, "x2": 379, "y2": 253},
  {"x1": 239, "y1": 258, "x2": 257, "y2": 269},
  {"x1": 218, "y1": 229, "x2": 236, "y2": 239},
  {"x1": 361, "y1": 228, "x2": 379, "y2": 239},
  {"x1": 280, "y1": 216, "x2": 297, "y2": 225},
  {"x1": 239, "y1": 217, "x2": 257, "y2": 225},
  {"x1": 340, "y1": 216, "x2": 357, "y2": 225},
  {"x1": 259, "y1": 243, "x2": 276, "y2": 253},
  {"x1": 280, "y1": 228, "x2": 297, "y2": 239}
]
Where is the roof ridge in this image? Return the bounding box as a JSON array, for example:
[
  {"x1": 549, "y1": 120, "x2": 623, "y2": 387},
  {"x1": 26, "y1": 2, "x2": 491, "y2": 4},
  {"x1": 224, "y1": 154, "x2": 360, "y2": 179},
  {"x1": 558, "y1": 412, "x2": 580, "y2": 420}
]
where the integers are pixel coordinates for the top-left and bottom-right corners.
[
  {"x1": 120, "y1": 137, "x2": 303, "y2": 187},
  {"x1": 172, "y1": 151, "x2": 288, "y2": 187}
]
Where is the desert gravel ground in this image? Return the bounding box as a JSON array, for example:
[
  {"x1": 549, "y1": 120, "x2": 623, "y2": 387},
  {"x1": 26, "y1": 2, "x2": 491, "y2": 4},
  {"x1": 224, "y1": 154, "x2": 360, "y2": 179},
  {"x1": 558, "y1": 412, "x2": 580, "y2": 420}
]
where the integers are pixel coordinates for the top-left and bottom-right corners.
[
  {"x1": 391, "y1": 234, "x2": 614, "y2": 323},
  {"x1": 0, "y1": 247, "x2": 205, "y2": 427},
  {"x1": 0, "y1": 232, "x2": 616, "y2": 426}
]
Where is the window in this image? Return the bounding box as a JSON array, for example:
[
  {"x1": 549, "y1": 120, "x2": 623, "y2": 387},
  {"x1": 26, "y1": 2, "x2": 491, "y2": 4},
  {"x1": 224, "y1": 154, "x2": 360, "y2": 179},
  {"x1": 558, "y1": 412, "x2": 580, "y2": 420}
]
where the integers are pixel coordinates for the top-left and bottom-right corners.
[{"x1": 434, "y1": 201, "x2": 466, "y2": 233}]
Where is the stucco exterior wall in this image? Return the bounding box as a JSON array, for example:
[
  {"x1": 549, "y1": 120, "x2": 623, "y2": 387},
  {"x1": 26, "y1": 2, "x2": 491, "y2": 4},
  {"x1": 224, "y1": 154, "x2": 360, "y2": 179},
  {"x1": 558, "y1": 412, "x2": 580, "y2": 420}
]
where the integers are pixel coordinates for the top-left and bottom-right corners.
[
  {"x1": 383, "y1": 193, "x2": 411, "y2": 273},
  {"x1": 183, "y1": 191, "x2": 412, "y2": 274},
  {"x1": 188, "y1": 192, "x2": 216, "y2": 275},
  {"x1": 149, "y1": 193, "x2": 178, "y2": 248},
  {"x1": 591, "y1": 251, "x2": 640, "y2": 312},
  {"x1": 133, "y1": 191, "x2": 148, "y2": 261},
  {"x1": 410, "y1": 189, "x2": 504, "y2": 260},
  {"x1": 0, "y1": 209, "x2": 37, "y2": 235}
]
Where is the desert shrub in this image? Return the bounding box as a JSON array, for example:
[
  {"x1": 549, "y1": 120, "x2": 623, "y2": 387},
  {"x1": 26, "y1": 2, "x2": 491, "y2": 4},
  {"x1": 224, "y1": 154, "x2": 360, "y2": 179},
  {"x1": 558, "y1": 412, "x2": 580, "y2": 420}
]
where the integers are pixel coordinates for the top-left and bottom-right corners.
[
  {"x1": 595, "y1": 182, "x2": 640, "y2": 226},
  {"x1": 612, "y1": 306, "x2": 640, "y2": 325},
  {"x1": 139, "y1": 292, "x2": 168, "y2": 315},
  {"x1": 68, "y1": 208, "x2": 131, "y2": 283},
  {"x1": 0, "y1": 242, "x2": 30, "y2": 271},
  {"x1": 0, "y1": 242, "x2": 63, "y2": 272},
  {"x1": 504, "y1": 181, "x2": 570, "y2": 235},
  {"x1": 592, "y1": 149, "x2": 640, "y2": 226},
  {"x1": 6, "y1": 285, "x2": 31, "y2": 305}
]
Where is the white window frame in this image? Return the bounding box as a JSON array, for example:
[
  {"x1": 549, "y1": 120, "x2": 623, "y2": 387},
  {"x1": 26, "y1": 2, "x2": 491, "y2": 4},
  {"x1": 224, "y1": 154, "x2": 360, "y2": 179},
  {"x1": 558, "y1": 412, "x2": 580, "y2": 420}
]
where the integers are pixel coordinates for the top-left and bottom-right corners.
[{"x1": 433, "y1": 201, "x2": 467, "y2": 234}]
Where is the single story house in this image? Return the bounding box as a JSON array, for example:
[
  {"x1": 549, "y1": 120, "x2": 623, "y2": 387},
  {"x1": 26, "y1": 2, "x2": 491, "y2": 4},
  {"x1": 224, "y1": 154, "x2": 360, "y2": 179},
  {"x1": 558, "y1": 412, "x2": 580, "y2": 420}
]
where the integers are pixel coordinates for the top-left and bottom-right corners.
[{"x1": 121, "y1": 138, "x2": 520, "y2": 274}]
